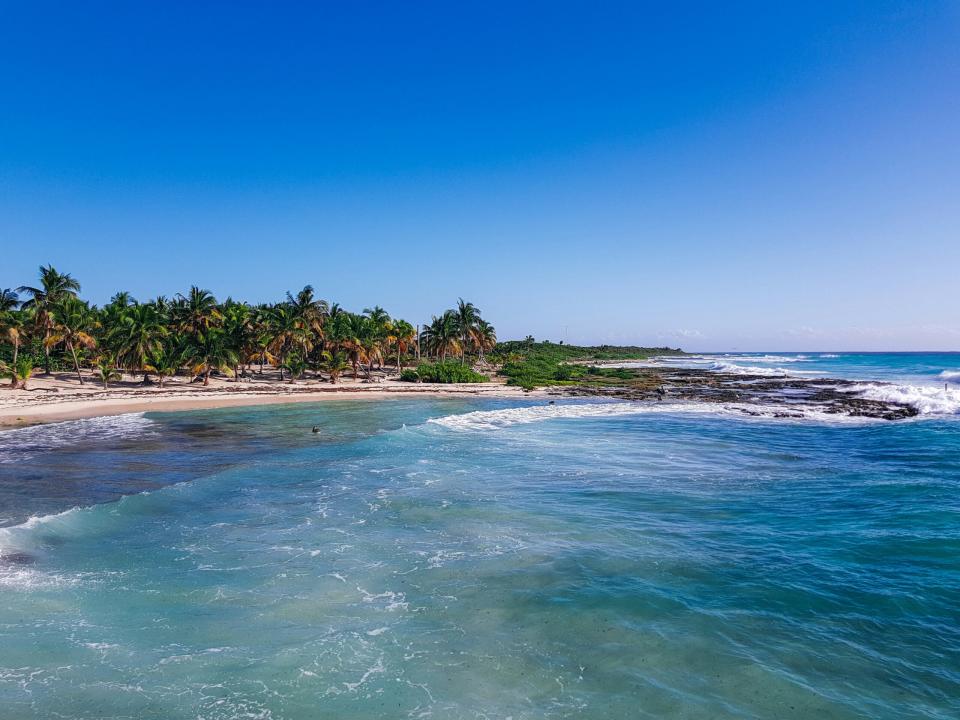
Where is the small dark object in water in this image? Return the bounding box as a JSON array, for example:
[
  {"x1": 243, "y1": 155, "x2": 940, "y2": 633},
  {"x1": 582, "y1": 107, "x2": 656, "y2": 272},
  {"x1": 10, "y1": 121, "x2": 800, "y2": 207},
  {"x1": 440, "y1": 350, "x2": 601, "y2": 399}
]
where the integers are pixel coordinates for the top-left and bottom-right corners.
[
  {"x1": 548, "y1": 401, "x2": 555, "y2": 405},
  {"x1": 312, "y1": 426, "x2": 321, "y2": 433},
  {"x1": 1, "y1": 551, "x2": 36, "y2": 565}
]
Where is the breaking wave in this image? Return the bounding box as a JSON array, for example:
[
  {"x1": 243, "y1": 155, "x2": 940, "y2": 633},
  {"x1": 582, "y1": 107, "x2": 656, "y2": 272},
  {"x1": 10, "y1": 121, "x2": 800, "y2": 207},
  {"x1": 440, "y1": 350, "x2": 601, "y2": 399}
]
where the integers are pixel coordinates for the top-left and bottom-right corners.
[
  {"x1": 939, "y1": 370, "x2": 960, "y2": 383},
  {"x1": 721, "y1": 354, "x2": 810, "y2": 363},
  {"x1": 0, "y1": 508, "x2": 83, "y2": 591},
  {"x1": 853, "y1": 383, "x2": 960, "y2": 416},
  {"x1": 0, "y1": 413, "x2": 157, "y2": 464},
  {"x1": 428, "y1": 401, "x2": 868, "y2": 431},
  {"x1": 708, "y1": 361, "x2": 819, "y2": 378}
]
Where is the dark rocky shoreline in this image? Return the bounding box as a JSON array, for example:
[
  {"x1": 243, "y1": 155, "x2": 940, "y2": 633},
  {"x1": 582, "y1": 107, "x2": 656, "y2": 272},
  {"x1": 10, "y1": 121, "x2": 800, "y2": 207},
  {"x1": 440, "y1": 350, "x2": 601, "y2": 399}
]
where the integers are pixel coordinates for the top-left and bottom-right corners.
[{"x1": 552, "y1": 368, "x2": 918, "y2": 421}]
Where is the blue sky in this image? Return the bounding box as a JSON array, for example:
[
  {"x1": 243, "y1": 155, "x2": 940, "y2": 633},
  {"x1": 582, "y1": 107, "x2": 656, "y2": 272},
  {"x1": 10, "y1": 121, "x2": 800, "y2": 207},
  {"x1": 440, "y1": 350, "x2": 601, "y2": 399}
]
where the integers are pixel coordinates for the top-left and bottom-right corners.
[{"x1": 2, "y1": 1, "x2": 958, "y2": 350}]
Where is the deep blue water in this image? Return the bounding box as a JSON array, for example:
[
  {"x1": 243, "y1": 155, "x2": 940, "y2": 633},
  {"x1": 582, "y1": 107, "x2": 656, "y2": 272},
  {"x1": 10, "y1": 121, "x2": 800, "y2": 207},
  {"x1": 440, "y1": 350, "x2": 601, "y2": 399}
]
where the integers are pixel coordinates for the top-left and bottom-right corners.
[{"x1": 1, "y1": 355, "x2": 959, "y2": 719}]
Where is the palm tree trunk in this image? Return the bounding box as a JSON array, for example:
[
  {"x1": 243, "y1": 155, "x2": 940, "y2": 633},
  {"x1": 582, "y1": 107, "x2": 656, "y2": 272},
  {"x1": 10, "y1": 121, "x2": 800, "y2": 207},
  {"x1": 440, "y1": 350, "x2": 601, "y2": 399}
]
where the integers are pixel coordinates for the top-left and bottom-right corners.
[
  {"x1": 203, "y1": 368, "x2": 210, "y2": 386},
  {"x1": 396, "y1": 348, "x2": 402, "y2": 371},
  {"x1": 69, "y1": 343, "x2": 83, "y2": 384},
  {"x1": 12, "y1": 341, "x2": 18, "y2": 367}
]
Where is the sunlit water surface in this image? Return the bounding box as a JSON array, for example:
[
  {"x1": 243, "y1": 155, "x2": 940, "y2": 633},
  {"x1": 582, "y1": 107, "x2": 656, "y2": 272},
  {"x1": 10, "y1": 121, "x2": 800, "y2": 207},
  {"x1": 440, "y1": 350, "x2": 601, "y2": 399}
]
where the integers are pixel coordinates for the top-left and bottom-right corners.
[{"x1": 1, "y1": 389, "x2": 958, "y2": 719}]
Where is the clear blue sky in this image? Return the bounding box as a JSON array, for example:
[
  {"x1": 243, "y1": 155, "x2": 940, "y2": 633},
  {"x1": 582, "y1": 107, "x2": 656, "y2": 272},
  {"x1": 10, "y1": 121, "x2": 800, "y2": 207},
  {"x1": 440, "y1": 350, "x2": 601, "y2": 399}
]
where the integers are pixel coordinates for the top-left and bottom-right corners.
[{"x1": 2, "y1": 1, "x2": 958, "y2": 350}]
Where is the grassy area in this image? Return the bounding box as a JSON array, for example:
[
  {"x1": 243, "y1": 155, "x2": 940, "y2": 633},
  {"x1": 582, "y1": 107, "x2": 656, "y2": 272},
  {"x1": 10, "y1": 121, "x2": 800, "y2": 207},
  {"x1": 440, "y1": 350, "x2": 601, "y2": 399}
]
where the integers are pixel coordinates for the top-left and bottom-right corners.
[{"x1": 490, "y1": 341, "x2": 681, "y2": 390}]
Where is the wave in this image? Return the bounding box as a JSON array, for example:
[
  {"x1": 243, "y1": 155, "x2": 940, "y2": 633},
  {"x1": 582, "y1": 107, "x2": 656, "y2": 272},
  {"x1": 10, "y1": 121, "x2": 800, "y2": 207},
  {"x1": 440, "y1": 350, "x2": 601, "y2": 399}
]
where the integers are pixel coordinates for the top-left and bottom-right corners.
[
  {"x1": 819, "y1": 354, "x2": 841, "y2": 358},
  {"x1": 0, "y1": 508, "x2": 84, "y2": 591},
  {"x1": 708, "y1": 361, "x2": 821, "y2": 378},
  {"x1": 428, "y1": 401, "x2": 869, "y2": 431},
  {"x1": 0, "y1": 413, "x2": 157, "y2": 464},
  {"x1": 721, "y1": 354, "x2": 810, "y2": 363},
  {"x1": 939, "y1": 370, "x2": 960, "y2": 383},
  {"x1": 853, "y1": 383, "x2": 960, "y2": 416}
]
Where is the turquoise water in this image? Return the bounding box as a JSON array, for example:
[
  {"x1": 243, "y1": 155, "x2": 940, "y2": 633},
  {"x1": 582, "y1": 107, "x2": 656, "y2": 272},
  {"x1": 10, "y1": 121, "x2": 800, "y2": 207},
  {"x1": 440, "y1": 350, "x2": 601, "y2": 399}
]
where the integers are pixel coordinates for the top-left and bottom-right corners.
[{"x1": 2, "y1": 355, "x2": 960, "y2": 719}]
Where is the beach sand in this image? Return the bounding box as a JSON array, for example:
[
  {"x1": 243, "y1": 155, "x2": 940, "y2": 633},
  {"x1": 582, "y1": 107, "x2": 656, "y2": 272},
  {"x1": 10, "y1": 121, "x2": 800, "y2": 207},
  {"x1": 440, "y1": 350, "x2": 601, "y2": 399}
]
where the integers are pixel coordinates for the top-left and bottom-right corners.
[{"x1": 0, "y1": 368, "x2": 535, "y2": 428}]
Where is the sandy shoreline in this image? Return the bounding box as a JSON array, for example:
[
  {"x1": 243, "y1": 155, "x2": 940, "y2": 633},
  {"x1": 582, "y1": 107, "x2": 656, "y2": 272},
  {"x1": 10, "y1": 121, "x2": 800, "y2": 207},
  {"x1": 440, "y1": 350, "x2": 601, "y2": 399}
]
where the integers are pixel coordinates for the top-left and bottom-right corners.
[{"x1": 0, "y1": 371, "x2": 537, "y2": 429}]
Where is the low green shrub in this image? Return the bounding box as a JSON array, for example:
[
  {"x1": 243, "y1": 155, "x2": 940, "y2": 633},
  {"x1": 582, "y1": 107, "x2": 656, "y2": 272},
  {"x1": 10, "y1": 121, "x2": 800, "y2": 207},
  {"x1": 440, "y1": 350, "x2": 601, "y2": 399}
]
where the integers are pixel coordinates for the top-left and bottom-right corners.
[{"x1": 401, "y1": 361, "x2": 488, "y2": 384}]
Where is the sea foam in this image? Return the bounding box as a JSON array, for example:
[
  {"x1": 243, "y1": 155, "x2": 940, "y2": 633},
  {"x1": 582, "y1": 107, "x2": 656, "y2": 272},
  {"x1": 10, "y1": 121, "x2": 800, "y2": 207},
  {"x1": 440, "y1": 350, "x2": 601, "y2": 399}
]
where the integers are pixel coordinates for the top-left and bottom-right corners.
[
  {"x1": 427, "y1": 401, "x2": 867, "y2": 431},
  {"x1": 853, "y1": 383, "x2": 960, "y2": 416},
  {"x1": 0, "y1": 412, "x2": 156, "y2": 464}
]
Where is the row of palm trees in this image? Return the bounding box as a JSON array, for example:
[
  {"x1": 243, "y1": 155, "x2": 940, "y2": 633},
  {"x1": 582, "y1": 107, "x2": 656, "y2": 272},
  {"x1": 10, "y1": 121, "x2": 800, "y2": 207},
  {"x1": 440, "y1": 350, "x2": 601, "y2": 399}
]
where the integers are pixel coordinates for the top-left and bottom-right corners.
[{"x1": 0, "y1": 265, "x2": 496, "y2": 389}]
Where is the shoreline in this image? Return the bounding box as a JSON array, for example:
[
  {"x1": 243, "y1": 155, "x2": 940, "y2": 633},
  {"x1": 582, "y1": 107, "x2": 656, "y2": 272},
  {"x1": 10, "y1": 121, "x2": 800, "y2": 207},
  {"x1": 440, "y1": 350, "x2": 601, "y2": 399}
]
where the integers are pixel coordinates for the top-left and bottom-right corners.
[{"x1": 0, "y1": 380, "x2": 538, "y2": 429}]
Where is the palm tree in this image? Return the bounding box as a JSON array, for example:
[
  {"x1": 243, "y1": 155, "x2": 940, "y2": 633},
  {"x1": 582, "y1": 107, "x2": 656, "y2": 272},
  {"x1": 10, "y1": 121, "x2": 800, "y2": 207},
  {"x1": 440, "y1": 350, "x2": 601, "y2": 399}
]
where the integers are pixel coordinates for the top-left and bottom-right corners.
[
  {"x1": 286, "y1": 285, "x2": 328, "y2": 338},
  {"x1": 144, "y1": 344, "x2": 185, "y2": 388},
  {"x1": 111, "y1": 303, "x2": 166, "y2": 382},
  {"x1": 472, "y1": 319, "x2": 497, "y2": 363},
  {"x1": 341, "y1": 313, "x2": 374, "y2": 379},
  {"x1": 283, "y1": 353, "x2": 307, "y2": 383},
  {"x1": 0, "y1": 288, "x2": 19, "y2": 313},
  {"x1": 175, "y1": 286, "x2": 222, "y2": 339},
  {"x1": 454, "y1": 298, "x2": 480, "y2": 364},
  {"x1": 421, "y1": 311, "x2": 461, "y2": 361},
  {"x1": 94, "y1": 355, "x2": 122, "y2": 389},
  {"x1": 388, "y1": 320, "x2": 416, "y2": 371},
  {"x1": 5, "y1": 356, "x2": 33, "y2": 389},
  {"x1": 18, "y1": 265, "x2": 81, "y2": 374},
  {"x1": 46, "y1": 296, "x2": 97, "y2": 384},
  {"x1": 187, "y1": 329, "x2": 238, "y2": 386},
  {"x1": 221, "y1": 302, "x2": 253, "y2": 381},
  {"x1": 320, "y1": 350, "x2": 350, "y2": 384},
  {"x1": 2, "y1": 310, "x2": 28, "y2": 369},
  {"x1": 267, "y1": 304, "x2": 310, "y2": 381},
  {"x1": 363, "y1": 306, "x2": 391, "y2": 370}
]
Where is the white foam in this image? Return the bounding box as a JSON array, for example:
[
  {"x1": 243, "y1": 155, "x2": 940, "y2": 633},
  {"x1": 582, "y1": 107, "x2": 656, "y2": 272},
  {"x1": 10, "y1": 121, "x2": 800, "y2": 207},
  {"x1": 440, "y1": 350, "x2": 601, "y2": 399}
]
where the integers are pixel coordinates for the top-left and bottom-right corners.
[
  {"x1": 0, "y1": 507, "x2": 89, "y2": 590},
  {"x1": 722, "y1": 354, "x2": 810, "y2": 363},
  {"x1": 0, "y1": 507, "x2": 78, "y2": 549},
  {"x1": 428, "y1": 401, "x2": 868, "y2": 431},
  {"x1": 0, "y1": 413, "x2": 157, "y2": 464},
  {"x1": 939, "y1": 370, "x2": 960, "y2": 383},
  {"x1": 853, "y1": 383, "x2": 960, "y2": 416}
]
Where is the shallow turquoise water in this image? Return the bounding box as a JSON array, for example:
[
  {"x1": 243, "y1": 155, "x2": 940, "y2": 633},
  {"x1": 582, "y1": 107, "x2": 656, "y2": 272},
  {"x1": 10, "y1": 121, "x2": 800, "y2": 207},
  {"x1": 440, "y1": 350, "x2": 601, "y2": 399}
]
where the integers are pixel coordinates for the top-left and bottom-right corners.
[{"x1": 2, "y1": 381, "x2": 960, "y2": 718}]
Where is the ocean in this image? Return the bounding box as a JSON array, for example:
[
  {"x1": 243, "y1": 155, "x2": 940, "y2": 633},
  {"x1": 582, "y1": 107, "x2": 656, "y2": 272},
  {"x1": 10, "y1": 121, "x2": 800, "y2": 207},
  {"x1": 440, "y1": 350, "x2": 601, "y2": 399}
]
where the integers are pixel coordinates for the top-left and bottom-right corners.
[{"x1": 1, "y1": 353, "x2": 959, "y2": 719}]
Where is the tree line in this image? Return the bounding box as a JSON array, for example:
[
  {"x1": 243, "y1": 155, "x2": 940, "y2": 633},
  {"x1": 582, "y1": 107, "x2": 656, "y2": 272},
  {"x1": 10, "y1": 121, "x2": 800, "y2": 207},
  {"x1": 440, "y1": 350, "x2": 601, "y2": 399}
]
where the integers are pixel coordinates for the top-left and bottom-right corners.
[{"x1": 0, "y1": 265, "x2": 496, "y2": 389}]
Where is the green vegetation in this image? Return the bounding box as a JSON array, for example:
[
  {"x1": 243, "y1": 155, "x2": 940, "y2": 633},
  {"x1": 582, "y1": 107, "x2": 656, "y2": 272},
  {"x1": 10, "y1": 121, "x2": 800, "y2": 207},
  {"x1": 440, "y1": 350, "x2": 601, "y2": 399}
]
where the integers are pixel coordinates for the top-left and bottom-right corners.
[
  {"x1": 491, "y1": 340, "x2": 682, "y2": 390},
  {"x1": 399, "y1": 361, "x2": 488, "y2": 384},
  {"x1": 0, "y1": 266, "x2": 497, "y2": 387}
]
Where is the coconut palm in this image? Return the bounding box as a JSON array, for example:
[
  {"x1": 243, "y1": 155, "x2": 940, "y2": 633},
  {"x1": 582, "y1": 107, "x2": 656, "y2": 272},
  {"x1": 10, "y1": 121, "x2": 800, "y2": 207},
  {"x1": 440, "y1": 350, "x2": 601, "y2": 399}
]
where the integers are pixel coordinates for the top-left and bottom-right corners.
[
  {"x1": 111, "y1": 303, "x2": 166, "y2": 381},
  {"x1": 144, "y1": 344, "x2": 185, "y2": 388},
  {"x1": 421, "y1": 311, "x2": 461, "y2": 361},
  {"x1": 46, "y1": 296, "x2": 97, "y2": 384},
  {"x1": 5, "y1": 356, "x2": 34, "y2": 389},
  {"x1": 283, "y1": 353, "x2": 307, "y2": 383},
  {"x1": 187, "y1": 329, "x2": 238, "y2": 386},
  {"x1": 267, "y1": 304, "x2": 310, "y2": 381},
  {"x1": 472, "y1": 319, "x2": 497, "y2": 362},
  {"x1": 18, "y1": 265, "x2": 81, "y2": 374},
  {"x1": 454, "y1": 298, "x2": 480, "y2": 364},
  {"x1": 221, "y1": 302, "x2": 254, "y2": 381},
  {"x1": 286, "y1": 285, "x2": 328, "y2": 338},
  {"x1": 175, "y1": 286, "x2": 222, "y2": 339},
  {"x1": 0, "y1": 289, "x2": 19, "y2": 313},
  {"x1": 2, "y1": 311, "x2": 28, "y2": 369},
  {"x1": 94, "y1": 355, "x2": 123, "y2": 389},
  {"x1": 320, "y1": 350, "x2": 350, "y2": 384},
  {"x1": 388, "y1": 319, "x2": 416, "y2": 371}
]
